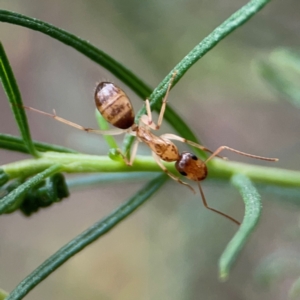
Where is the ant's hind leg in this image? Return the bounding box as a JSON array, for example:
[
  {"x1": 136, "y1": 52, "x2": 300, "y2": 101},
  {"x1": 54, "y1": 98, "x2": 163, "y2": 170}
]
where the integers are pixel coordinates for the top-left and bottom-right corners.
[
  {"x1": 152, "y1": 151, "x2": 195, "y2": 194},
  {"x1": 23, "y1": 106, "x2": 125, "y2": 136}
]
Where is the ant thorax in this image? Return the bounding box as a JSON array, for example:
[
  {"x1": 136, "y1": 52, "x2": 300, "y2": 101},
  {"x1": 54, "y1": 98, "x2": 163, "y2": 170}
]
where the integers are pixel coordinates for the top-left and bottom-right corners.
[{"x1": 136, "y1": 125, "x2": 179, "y2": 162}]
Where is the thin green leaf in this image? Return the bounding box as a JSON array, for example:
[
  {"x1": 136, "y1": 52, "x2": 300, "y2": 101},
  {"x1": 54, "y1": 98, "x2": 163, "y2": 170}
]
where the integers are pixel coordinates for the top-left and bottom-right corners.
[
  {"x1": 0, "y1": 42, "x2": 39, "y2": 157},
  {"x1": 256, "y1": 49, "x2": 300, "y2": 107},
  {"x1": 5, "y1": 174, "x2": 167, "y2": 300},
  {"x1": 219, "y1": 174, "x2": 262, "y2": 280},
  {"x1": 0, "y1": 168, "x2": 9, "y2": 186},
  {"x1": 0, "y1": 133, "x2": 77, "y2": 154},
  {"x1": 0, "y1": 164, "x2": 62, "y2": 214},
  {"x1": 0, "y1": 9, "x2": 199, "y2": 151}
]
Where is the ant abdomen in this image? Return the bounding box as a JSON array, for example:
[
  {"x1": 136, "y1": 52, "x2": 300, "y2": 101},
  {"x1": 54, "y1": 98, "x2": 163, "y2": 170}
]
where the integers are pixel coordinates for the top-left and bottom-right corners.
[
  {"x1": 175, "y1": 152, "x2": 207, "y2": 181},
  {"x1": 94, "y1": 82, "x2": 135, "y2": 129}
]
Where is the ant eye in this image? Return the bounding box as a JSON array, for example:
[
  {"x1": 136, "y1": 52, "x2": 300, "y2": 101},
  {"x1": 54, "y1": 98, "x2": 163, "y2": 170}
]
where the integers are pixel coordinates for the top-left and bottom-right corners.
[
  {"x1": 191, "y1": 155, "x2": 198, "y2": 160},
  {"x1": 179, "y1": 171, "x2": 187, "y2": 176}
]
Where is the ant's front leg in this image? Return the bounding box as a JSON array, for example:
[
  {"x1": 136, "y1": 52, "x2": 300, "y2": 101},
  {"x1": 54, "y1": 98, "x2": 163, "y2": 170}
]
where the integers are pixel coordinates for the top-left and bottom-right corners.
[
  {"x1": 152, "y1": 152, "x2": 195, "y2": 193},
  {"x1": 159, "y1": 133, "x2": 226, "y2": 159},
  {"x1": 204, "y1": 146, "x2": 279, "y2": 163},
  {"x1": 144, "y1": 70, "x2": 177, "y2": 130}
]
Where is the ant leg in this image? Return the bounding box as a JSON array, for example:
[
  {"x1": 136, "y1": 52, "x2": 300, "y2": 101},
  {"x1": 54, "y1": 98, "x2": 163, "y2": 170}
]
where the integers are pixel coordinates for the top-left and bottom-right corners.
[
  {"x1": 197, "y1": 182, "x2": 240, "y2": 225},
  {"x1": 143, "y1": 71, "x2": 177, "y2": 130},
  {"x1": 161, "y1": 134, "x2": 278, "y2": 162},
  {"x1": 152, "y1": 151, "x2": 196, "y2": 193},
  {"x1": 156, "y1": 71, "x2": 177, "y2": 129},
  {"x1": 143, "y1": 99, "x2": 157, "y2": 130},
  {"x1": 128, "y1": 139, "x2": 140, "y2": 166},
  {"x1": 160, "y1": 133, "x2": 226, "y2": 159},
  {"x1": 24, "y1": 106, "x2": 125, "y2": 136},
  {"x1": 113, "y1": 138, "x2": 139, "y2": 166},
  {"x1": 205, "y1": 146, "x2": 279, "y2": 163},
  {"x1": 145, "y1": 99, "x2": 153, "y2": 124}
]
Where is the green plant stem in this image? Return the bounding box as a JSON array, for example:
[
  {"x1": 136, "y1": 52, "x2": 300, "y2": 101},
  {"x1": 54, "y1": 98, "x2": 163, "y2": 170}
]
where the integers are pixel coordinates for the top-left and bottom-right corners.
[
  {"x1": 5, "y1": 174, "x2": 167, "y2": 300},
  {"x1": 1, "y1": 152, "x2": 299, "y2": 188},
  {"x1": 208, "y1": 159, "x2": 298, "y2": 187}
]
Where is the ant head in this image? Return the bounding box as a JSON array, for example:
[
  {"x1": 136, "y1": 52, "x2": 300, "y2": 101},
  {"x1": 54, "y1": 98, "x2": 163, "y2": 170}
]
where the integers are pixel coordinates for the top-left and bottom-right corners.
[
  {"x1": 175, "y1": 152, "x2": 207, "y2": 182},
  {"x1": 94, "y1": 82, "x2": 135, "y2": 129}
]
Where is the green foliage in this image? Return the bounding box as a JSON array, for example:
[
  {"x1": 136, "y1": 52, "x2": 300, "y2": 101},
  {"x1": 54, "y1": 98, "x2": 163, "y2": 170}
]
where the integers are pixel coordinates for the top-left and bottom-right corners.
[
  {"x1": 0, "y1": 0, "x2": 298, "y2": 299},
  {"x1": 0, "y1": 165, "x2": 63, "y2": 215},
  {"x1": 0, "y1": 133, "x2": 77, "y2": 154}
]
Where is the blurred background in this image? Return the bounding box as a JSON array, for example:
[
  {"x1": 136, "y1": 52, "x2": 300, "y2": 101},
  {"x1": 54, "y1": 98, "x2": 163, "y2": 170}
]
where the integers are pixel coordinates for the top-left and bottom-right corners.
[{"x1": 1, "y1": 0, "x2": 300, "y2": 299}]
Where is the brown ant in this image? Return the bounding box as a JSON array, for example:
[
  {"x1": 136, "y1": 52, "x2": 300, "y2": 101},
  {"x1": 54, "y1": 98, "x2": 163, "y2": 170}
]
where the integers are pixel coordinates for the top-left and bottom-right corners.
[{"x1": 24, "y1": 71, "x2": 278, "y2": 225}]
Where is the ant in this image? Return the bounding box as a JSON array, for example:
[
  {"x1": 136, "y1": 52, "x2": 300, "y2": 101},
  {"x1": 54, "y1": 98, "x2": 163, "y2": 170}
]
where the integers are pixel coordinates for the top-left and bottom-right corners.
[{"x1": 24, "y1": 71, "x2": 278, "y2": 225}]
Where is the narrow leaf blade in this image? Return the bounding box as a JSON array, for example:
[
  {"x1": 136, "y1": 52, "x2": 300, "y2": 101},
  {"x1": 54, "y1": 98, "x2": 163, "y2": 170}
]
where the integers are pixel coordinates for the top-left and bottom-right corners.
[
  {"x1": 219, "y1": 174, "x2": 262, "y2": 280},
  {"x1": 0, "y1": 133, "x2": 77, "y2": 154},
  {"x1": 0, "y1": 42, "x2": 39, "y2": 157}
]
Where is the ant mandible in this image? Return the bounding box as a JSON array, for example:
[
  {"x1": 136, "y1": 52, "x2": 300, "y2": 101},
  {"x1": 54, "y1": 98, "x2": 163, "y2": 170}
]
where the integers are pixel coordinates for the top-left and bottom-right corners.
[{"x1": 24, "y1": 71, "x2": 278, "y2": 225}]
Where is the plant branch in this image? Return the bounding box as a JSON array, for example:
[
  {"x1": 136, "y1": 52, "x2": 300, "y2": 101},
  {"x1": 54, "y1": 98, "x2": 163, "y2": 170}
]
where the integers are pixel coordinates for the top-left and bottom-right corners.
[{"x1": 1, "y1": 152, "x2": 298, "y2": 188}]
